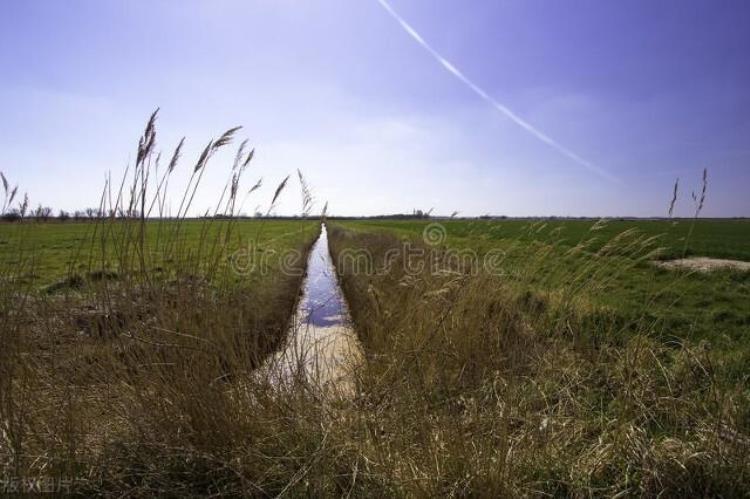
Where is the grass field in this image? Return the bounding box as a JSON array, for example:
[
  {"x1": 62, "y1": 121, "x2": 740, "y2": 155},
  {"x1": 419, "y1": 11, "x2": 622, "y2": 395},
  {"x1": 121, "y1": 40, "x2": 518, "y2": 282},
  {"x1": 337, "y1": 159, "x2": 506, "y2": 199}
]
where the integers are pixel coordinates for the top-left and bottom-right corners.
[
  {"x1": 2, "y1": 215, "x2": 749, "y2": 496},
  {"x1": 339, "y1": 218, "x2": 750, "y2": 260},
  {"x1": 0, "y1": 116, "x2": 344, "y2": 495},
  {"x1": 0, "y1": 217, "x2": 324, "y2": 495},
  {"x1": 336, "y1": 219, "x2": 750, "y2": 348},
  {"x1": 0, "y1": 219, "x2": 318, "y2": 287},
  {"x1": 2, "y1": 111, "x2": 748, "y2": 495},
  {"x1": 323, "y1": 219, "x2": 750, "y2": 496}
]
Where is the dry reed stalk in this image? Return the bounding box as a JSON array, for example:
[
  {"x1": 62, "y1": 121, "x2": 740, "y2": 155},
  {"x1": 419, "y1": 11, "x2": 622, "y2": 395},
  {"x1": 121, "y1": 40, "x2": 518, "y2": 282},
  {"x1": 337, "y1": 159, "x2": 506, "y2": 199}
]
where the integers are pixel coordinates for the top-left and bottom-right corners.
[
  {"x1": 668, "y1": 177, "x2": 679, "y2": 217},
  {"x1": 683, "y1": 168, "x2": 709, "y2": 257},
  {"x1": 322, "y1": 218, "x2": 747, "y2": 496},
  {"x1": 297, "y1": 169, "x2": 314, "y2": 218}
]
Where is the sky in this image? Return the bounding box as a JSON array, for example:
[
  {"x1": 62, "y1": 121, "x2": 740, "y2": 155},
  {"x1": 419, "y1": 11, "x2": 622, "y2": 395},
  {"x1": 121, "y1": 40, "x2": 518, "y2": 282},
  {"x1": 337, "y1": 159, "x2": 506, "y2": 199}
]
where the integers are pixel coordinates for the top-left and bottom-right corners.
[{"x1": 1, "y1": 0, "x2": 749, "y2": 217}]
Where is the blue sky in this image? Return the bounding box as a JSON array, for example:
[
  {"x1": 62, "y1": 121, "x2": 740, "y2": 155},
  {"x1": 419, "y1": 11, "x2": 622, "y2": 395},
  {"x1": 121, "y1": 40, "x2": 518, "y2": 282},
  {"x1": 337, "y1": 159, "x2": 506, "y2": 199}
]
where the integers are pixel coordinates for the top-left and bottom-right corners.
[{"x1": 1, "y1": 0, "x2": 748, "y2": 216}]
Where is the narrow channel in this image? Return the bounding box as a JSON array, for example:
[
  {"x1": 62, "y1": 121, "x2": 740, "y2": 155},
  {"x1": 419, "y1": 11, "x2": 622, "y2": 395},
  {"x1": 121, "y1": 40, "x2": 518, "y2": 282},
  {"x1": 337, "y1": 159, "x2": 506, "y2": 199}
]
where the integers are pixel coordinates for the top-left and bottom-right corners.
[{"x1": 265, "y1": 223, "x2": 361, "y2": 394}]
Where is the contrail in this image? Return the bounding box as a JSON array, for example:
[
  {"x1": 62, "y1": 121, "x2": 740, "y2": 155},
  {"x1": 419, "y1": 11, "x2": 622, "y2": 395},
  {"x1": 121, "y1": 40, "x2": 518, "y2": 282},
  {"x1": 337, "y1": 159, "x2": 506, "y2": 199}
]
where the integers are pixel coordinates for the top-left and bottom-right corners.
[{"x1": 375, "y1": 0, "x2": 618, "y2": 182}]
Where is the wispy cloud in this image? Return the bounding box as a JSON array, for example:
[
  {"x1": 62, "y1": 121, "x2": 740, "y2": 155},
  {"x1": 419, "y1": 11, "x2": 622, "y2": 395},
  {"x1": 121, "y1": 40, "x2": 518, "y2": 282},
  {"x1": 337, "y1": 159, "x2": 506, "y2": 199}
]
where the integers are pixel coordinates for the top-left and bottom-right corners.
[{"x1": 375, "y1": 0, "x2": 618, "y2": 183}]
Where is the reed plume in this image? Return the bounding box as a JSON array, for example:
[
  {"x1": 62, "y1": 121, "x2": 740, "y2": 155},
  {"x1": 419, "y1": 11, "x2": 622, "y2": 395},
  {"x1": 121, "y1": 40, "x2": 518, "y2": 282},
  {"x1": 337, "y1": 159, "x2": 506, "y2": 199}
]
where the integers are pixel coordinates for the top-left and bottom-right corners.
[
  {"x1": 168, "y1": 137, "x2": 185, "y2": 174},
  {"x1": 297, "y1": 169, "x2": 313, "y2": 218},
  {"x1": 212, "y1": 126, "x2": 242, "y2": 151},
  {"x1": 136, "y1": 108, "x2": 159, "y2": 167},
  {"x1": 683, "y1": 168, "x2": 709, "y2": 257},
  {"x1": 0, "y1": 171, "x2": 8, "y2": 213},
  {"x1": 232, "y1": 139, "x2": 249, "y2": 171},
  {"x1": 237, "y1": 178, "x2": 263, "y2": 216},
  {"x1": 243, "y1": 148, "x2": 255, "y2": 168},
  {"x1": 1, "y1": 176, "x2": 18, "y2": 215},
  {"x1": 668, "y1": 177, "x2": 679, "y2": 217},
  {"x1": 696, "y1": 168, "x2": 708, "y2": 217},
  {"x1": 19, "y1": 193, "x2": 29, "y2": 218},
  {"x1": 271, "y1": 175, "x2": 290, "y2": 210},
  {"x1": 194, "y1": 140, "x2": 214, "y2": 173}
]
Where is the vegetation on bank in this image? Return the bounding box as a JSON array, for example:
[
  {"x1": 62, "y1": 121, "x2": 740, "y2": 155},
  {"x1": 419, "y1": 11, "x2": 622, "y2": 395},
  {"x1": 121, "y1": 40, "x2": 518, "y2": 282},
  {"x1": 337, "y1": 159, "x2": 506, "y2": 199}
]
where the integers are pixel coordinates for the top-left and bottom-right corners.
[
  {"x1": 2, "y1": 208, "x2": 748, "y2": 496},
  {"x1": 324, "y1": 221, "x2": 749, "y2": 497},
  {"x1": 337, "y1": 219, "x2": 750, "y2": 350},
  {"x1": 341, "y1": 217, "x2": 750, "y2": 261},
  {"x1": 0, "y1": 219, "x2": 318, "y2": 287},
  {"x1": 0, "y1": 115, "x2": 327, "y2": 496},
  {"x1": 1, "y1": 112, "x2": 748, "y2": 496}
]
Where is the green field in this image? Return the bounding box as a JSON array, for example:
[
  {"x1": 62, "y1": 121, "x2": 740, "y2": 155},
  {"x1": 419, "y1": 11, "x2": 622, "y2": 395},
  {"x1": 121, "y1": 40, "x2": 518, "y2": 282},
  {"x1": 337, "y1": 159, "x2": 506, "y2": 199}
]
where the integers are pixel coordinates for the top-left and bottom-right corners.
[
  {"x1": 338, "y1": 218, "x2": 750, "y2": 260},
  {"x1": 2, "y1": 216, "x2": 749, "y2": 496},
  {"x1": 336, "y1": 218, "x2": 750, "y2": 348},
  {"x1": 0, "y1": 219, "x2": 319, "y2": 287},
  {"x1": 3, "y1": 216, "x2": 747, "y2": 359},
  {"x1": 323, "y1": 219, "x2": 750, "y2": 496},
  {"x1": 1, "y1": 218, "x2": 325, "y2": 495}
]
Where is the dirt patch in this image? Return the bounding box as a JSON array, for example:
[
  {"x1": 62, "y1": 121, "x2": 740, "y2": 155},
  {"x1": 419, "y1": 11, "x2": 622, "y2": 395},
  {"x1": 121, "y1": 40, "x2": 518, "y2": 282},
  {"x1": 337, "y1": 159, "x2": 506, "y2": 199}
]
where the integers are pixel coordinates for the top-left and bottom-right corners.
[{"x1": 656, "y1": 257, "x2": 750, "y2": 272}]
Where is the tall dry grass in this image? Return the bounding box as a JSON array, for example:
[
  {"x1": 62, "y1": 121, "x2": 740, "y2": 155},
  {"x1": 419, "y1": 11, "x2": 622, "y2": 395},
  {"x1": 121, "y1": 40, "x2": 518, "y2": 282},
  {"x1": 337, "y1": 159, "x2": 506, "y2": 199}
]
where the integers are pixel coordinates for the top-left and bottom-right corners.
[
  {"x1": 0, "y1": 113, "x2": 340, "y2": 496},
  {"x1": 325, "y1": 222, "x2": 749, "y2": 497},
  {"x1": 1, "y1": 113, "x2": 746, "y2": 496}
]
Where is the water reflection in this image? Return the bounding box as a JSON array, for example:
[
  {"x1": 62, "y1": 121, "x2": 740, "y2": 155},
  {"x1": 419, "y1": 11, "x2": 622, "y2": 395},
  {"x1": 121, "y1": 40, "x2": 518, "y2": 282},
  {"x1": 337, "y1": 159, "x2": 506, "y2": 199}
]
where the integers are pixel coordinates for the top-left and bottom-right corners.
[
  {"x1": 297, "y1": 224, "x2": 348, "y2": 327},
  {"x1": 262, "y1": 223, "x2": 361, "y2": 394}
]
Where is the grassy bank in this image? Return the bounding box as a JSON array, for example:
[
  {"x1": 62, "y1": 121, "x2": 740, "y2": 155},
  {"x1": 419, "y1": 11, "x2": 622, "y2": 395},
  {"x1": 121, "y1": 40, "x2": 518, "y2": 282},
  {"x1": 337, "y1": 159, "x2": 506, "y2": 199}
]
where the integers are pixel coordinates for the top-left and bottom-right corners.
[
  {"x1": 325, "y1": 221, "x2": 749, "y2": 496},
  {"x1": 2, "y1": 210, "x2": 748, "y2": 495},
  {"x1": 2, "y1": 215, "x2": 748, "y2": 495},
  {"x1": 337, "y1": 219, "x2": 750, "y2": 351},
  {"x1": 2, "y1": 111, "x2": 748, "y2": 495},
  {"x1": 1, "y1": 219, "x2": 320, "y2": 494},
  {"x1": 339, "y1": 218, "x2": 750, "y2": 261},
  {"x1": 0, "y1": 115, "x2": 333, "y2": 495}
]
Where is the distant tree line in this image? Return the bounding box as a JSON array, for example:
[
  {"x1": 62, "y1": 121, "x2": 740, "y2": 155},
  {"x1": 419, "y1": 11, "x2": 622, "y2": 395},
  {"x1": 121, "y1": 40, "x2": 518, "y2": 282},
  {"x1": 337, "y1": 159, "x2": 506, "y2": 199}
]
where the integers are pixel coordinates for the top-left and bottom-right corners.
[
  {"x1": 0, "y1": 206, "x2": 316, "y2": 223},
  {"x1": 0, "y1": 205, "x2": 144, "y2": 223}
]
